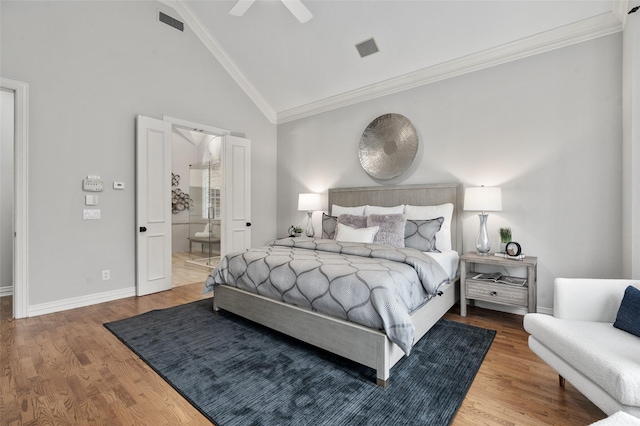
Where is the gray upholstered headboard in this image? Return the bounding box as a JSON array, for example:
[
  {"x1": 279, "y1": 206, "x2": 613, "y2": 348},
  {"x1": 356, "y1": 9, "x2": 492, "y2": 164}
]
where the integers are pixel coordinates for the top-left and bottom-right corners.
[{"x1": 327, "y1": 183, "x2": 463, "y2": 253}]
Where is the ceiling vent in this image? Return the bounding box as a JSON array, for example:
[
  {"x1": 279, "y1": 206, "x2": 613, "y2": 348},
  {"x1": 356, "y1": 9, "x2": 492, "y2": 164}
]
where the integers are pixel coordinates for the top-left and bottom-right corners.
[
  {"x1": 356, "y1": 38, "x2": 379, "y2": 58},
  {"x1": 159, "y1": 11, "x2": 184, "y2": 32}
]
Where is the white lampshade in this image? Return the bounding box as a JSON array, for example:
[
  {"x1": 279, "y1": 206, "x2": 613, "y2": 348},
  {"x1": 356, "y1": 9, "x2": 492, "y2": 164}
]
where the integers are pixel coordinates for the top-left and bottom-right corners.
[
  {"x1": 464, "y1": 187, "x2": 502, "y2": 212},
  {"x1": 298, "y1": 193, "x2": 322, "y2": 211}
]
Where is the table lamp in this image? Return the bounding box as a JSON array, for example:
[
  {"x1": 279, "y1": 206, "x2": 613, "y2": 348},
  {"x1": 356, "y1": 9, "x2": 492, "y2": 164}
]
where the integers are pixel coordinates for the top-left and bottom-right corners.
[
  {"x1": 298, "y1": 193, "x2": 322, "y2": 237},
  {"x1": 464, "y1": 186, "x2": 502, "y2": 255}
]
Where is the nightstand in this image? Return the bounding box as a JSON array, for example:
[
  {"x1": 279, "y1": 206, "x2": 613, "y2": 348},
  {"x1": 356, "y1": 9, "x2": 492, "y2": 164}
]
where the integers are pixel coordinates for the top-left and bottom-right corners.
[{"x1": 460, "y1": 252, "x2": 538, "y2": 317}]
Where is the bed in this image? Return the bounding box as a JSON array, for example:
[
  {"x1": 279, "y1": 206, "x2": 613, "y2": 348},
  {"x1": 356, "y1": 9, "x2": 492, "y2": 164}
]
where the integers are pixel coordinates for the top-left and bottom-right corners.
[{"x1": 205, "y1": 183, "x2": 463, "y2": 386}]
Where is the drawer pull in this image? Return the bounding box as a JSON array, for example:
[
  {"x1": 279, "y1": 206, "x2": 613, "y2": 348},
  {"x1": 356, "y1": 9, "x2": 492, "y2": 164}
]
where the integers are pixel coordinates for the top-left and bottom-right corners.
[{"x1": 491, "y1": 291, "x2": 498, "y2": 297}]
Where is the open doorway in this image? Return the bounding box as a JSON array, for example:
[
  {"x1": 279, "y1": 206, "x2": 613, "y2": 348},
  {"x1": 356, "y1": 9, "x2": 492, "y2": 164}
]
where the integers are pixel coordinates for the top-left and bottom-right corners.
[
  {"x1": 0, "y1": 89, "x2": 15, "y2": 318},
  {"x1": 0, "y1": 77, "x2": 28, "y2": 319},
  {"x1": 166, "y1": 117, "x2": 228, "y2": 288}
]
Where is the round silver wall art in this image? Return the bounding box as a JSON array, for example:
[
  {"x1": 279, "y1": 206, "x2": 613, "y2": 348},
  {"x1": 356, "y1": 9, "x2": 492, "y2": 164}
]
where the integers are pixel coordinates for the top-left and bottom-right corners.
[{"x1": 359, "y1": 113, "x2": 419, "y2": 180}]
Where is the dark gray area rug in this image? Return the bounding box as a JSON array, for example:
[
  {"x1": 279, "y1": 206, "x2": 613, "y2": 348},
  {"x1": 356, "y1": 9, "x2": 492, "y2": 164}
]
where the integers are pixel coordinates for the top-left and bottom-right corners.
[{"x1": 105, "y1": 298, "x2": 495, "y2": 426}]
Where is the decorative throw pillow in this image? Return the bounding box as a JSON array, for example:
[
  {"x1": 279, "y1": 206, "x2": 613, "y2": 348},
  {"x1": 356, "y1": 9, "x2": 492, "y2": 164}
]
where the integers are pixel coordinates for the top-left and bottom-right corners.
[
  {"x1": 613, "y1": 285, "x2": 640, "y2": 338},
  {"x1": 335, "y1": 223, "x2": 379, "y2": 243},
  {"x1": 322, "y1": 213, "x2": 337, "y2": 239},
  {"x1": 332, "y1": 204, "x2": 365, "y2": 216},
  {"x1": 404, "y1": 217, "x2": 444, "y2": 252},
  {"x1": 337, "y1": 214, "x2": 367, "y2": 229},
  {"x1": 366, "y1": 214, "x2": 406, "y2": 248},
  {"x1": 404, "y1": 203, "x2": 454, "y2": 251}
]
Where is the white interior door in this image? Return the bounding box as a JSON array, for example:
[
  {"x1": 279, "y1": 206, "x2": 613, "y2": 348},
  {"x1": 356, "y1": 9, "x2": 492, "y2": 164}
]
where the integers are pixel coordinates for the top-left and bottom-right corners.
[
  {"x1": 222, "y1": 135, "x2": 251, "y2": 255},
  {"x1": 136, "y1": 115, "x2": 172, "y2": 296}
]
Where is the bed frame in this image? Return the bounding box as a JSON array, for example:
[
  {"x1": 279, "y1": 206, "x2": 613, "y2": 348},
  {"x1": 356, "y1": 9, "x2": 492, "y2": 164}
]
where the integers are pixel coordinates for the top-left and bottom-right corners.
[{"x1": 213, "y1": 183, "x2": 463, "y2": 386}]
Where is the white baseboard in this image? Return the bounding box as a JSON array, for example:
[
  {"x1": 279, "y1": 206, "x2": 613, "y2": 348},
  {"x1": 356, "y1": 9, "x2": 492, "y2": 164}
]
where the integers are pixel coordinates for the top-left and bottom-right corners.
[
  {"x1": 0, "y1": 286, "x2": 13, "y2": 297},
  {"x1": 28, "y1": 287, "x2": 136, "y2": 317}
]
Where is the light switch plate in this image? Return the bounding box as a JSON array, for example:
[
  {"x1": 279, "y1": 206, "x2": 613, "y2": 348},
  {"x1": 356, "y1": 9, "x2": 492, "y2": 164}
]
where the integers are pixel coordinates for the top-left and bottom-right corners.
[
  {"x1": 85, "y1": 194, "x2": 99, "y2": 206},
  {"x1": 83, "y1": 209, "x2": 101, "y2": 220}
]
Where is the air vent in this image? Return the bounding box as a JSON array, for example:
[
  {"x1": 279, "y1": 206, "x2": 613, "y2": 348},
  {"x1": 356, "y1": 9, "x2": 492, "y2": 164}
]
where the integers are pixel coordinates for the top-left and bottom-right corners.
[
  {"x1": 356, "y1": 38, "x2": 379, "y2": 58},
  {"x1": 159, "y1": 11, "x2": 184, "y2": 32}
]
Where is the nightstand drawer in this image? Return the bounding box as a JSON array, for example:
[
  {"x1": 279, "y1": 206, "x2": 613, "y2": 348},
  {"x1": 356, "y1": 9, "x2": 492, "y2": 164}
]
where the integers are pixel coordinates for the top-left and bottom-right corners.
[{"x1": 466, "y1": 280, "x2": 528, "y2": 306}]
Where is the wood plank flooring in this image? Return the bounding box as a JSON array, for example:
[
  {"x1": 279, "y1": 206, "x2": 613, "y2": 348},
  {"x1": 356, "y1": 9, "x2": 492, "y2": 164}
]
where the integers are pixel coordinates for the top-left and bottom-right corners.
[
  {"x1": 171, "y1": 252, "x2": 216, "y2": 288},
  {"x1": 1, "y1": 285, "x2": 606, "y2": 425}
]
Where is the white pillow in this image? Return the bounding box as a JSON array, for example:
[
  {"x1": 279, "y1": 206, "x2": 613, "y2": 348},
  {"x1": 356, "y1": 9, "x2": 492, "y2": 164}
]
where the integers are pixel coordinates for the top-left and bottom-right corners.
[
  {"x1": 404, "y1": 203, "x2": 454, "y2": 251},
  {"x1": 335, "y1": 223, "x2": 379, "y2": 243},
  {"x1": 332, "y1": 204, "x2": 365, "y2": 216},
  {"x1": 364, "y1": 205, "x2": 405, "y2": 215}
]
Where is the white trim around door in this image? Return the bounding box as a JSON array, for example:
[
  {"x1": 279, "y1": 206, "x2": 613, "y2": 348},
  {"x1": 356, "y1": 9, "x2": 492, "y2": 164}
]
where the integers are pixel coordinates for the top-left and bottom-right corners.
[{"x1": 1, "y1": 77, "x2": 29, "y2": 319}]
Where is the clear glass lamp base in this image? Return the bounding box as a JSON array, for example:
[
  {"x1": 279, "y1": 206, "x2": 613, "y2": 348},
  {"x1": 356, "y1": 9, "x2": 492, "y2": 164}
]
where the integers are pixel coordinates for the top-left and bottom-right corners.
[
  {"x1": 306, "y1": 211, "x2": 315, "y2": 237},
  {"x1": 475, "y1": 213, "x2": 491, "y2": 255}
]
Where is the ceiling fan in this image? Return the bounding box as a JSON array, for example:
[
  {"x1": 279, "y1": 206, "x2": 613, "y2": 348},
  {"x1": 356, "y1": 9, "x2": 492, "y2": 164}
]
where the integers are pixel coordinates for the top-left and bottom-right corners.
[{"x1": 229, "y1": 0, "x2": 313, "y2": 24}]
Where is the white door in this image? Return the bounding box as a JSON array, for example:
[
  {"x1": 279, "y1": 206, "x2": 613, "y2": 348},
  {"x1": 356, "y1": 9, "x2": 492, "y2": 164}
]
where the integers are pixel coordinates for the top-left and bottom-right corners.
[
  {"x1": 222, "y1": 135, "x2": 251, "y2": 255},
  {"x1": 136, "y1": 115, "x2": 172, "y2": 296}
]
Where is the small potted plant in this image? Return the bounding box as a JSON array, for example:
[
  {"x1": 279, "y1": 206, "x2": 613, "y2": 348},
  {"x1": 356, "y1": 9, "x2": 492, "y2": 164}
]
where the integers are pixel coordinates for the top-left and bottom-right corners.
[
  {"x1": 288, "y1": 225, "x2": 303, "y2": 237},
  {"x1": 499, "y1": 227, "x2": 512, "y2": 253}
]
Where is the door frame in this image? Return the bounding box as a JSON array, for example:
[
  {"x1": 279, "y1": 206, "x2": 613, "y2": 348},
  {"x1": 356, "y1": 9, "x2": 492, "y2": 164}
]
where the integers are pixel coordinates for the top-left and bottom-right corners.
[
  {"x1": 163, "y1": 116, "x2": 230, "y2": 138},
  {"x1": 1, "y1": 77, "x2": 29, "y2": 319}
]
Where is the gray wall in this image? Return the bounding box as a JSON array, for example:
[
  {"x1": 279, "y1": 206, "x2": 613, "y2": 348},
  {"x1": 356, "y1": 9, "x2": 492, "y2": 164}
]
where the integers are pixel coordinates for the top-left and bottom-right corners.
[
  {"x1": 1, "y1": 1, "x2": 277, "y2": 307},
  {"x1": 277, "y1": 34, "x2": 623, "y2": 312}
]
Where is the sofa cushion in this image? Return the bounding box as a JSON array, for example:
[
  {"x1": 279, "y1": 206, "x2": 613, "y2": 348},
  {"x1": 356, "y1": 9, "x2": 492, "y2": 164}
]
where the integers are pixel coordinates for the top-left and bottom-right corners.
[
  {"x1": 590, "y1": 411, "x2": 640, "y2": 426},
  {"x1": 524, "y1": 313, "x2": 640, "y2": 406},
  {"x1": 614, "y1": 286, "x2": 640, "y2": 338}
]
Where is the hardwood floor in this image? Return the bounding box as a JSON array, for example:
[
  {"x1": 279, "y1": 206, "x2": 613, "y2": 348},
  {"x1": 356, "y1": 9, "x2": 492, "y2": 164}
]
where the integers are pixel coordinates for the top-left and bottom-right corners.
[
  {"x1": 445, "y1": 307, "x2": 605, "y2": 425},
  {"x1": 171, "y1": 251, "x2": 216, "y2": 288},
  {"x1": 1, "y1": 286, "x2": 606, "y2": 425}
]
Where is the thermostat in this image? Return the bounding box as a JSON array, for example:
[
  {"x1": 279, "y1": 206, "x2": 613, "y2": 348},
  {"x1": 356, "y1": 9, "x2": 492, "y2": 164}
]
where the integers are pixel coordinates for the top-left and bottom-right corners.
[{"x1": 83, "y1": 178, "x2": 104, "y2": 192}]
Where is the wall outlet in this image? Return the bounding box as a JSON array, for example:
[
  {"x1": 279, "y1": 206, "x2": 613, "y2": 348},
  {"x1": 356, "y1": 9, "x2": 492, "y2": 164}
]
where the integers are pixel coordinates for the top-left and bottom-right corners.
[{"x1": 102, "y1": 270, "x2": 110, "y2": 280}]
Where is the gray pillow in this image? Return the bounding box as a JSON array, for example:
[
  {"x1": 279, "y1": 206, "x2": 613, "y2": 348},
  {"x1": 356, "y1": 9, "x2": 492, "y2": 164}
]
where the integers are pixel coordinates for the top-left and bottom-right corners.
[
  {"x1": 367, "y1": 214, "x2": 407, "y2": 248},
  {"x1": 404, "y1": 218, "x2": 444, "y2": 252},
  {"x1": 337, "y1": 214, "x2": 367, "y2": 229},
  {"x1": 322, "y1": 213, "x2": 337, "y2": 239}
]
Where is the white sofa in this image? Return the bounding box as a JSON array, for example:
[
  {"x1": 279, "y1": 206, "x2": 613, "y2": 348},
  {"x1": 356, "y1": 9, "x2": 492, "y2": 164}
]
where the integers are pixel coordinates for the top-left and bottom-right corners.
[{"x1": 523, "y1": 278, "x2": 640, "y2": 418}]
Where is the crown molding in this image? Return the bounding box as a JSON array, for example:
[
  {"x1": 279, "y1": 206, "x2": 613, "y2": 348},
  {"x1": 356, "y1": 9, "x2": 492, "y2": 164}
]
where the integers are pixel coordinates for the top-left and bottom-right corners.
[
  {"x1": 159, "y1": 0, "x2": 278, "y2": 124},
  {"x1": 277, "y1": 11, "x2": 624, "y2": 123},
  {"x1": 612, "y1": 0, "x2": 630, "y2": 27}
]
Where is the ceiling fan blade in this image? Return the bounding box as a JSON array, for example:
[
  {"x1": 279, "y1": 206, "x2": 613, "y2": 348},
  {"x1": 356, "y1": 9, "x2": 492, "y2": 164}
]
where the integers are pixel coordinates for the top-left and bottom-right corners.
[
  {"x1": 229, "y1": 0, "x2": 256, "y2": 17},
  {"x1": 281, "y1": 0, "x2": 313, "y2": 23}
]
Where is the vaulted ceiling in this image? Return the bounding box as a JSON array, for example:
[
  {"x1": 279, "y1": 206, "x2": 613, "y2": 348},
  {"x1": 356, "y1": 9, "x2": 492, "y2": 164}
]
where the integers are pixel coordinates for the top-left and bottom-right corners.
[{"x1": 160, "y1": 0, "x2": 628, "y2": 123}]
